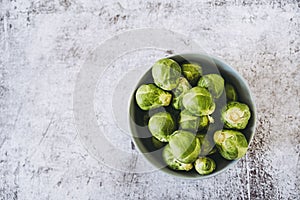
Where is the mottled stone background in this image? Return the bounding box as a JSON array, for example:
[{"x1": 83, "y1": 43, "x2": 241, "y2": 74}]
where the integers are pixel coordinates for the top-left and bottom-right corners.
[{"x1": 0, "y1": 0, "x2": 299, "y2": 199}]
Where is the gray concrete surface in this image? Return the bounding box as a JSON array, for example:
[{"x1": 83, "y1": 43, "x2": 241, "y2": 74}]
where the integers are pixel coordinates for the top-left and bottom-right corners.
[{"x1": 0, "y1": 0, "x2": 299, "y2": 199}]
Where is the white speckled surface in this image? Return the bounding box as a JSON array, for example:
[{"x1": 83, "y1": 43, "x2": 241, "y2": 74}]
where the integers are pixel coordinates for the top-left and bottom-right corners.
[{"x1": 0, "y1": 0, "x2": 299, "y2": 199}]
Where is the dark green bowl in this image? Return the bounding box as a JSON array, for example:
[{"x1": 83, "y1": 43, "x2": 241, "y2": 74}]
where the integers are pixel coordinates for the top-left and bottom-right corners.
[{"x1": 129, "y1": 54, "x2": 256, "y2": 179}]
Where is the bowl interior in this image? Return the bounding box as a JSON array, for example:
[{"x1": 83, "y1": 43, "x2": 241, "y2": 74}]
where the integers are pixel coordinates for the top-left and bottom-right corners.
[{"x1": 129, "y1": 54, "x2": 256, "y2": 179}]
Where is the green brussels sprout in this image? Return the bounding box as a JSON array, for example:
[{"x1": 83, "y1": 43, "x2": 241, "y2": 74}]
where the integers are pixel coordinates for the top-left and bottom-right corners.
[
  {"x1": 194, "y1": 157, "x2": 216, "y2": 175},
  {"x1": 196, "y1": 134, "x2": 217, "y2": 156},
  {"x1": 178, "y1": 110, "x2": 209, "y2": 132},
  {"x1": 148, "y1": 112, "x2": 175, "y2": 142},
  {"x1": 162, "y1": 144, "x2": 193, "y2": 171},
  {"x1": 221, "y1": 101, "x2": 251, "y2": 129},
  {"x1": 199, "y1": 115, "x2": 210, "y2": 130},
  {"x1": 225, "y1": 83, "x2": 238, "y2": 101},
  {"x1": 182, "y1": 87, "x2": 216, "y2": 116},
  {"x1": 172, "y1": 77, "x2": 192, "y2": 110},
  {"x1": 135, "y1": 84, "x2": 172, "y2": 110},
  {"x1": 198, "y1": 74, "x2": 224, "y2": 98},
  {"x1": 152, "y1": 58, "x2": 182, "y2": 91},
  {"x1": 169, "y1": 130, "x2": 201, "y2": 163},
  {"x1": 152, "y1": 137, "x2": 165, "y2": 149},
  {"x1": 214, "y1": 129, "x2": 248, "y2": 160},
  {"x1": 182, "y1": 63, "x2": 202, "y2": 86}
]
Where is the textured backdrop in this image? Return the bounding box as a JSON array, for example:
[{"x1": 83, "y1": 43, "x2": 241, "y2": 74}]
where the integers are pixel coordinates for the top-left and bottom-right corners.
[{"x1": 0, "y1": 0, "x2": 299, "y2": 199}]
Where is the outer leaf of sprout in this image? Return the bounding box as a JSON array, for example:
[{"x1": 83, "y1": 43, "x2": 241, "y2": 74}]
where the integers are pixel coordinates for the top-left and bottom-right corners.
[
  {"x1": 152, "y1": 58, "x2": 182, "y2": 91},
  {"x1": 213, "y1": 129, "x2": 248, "y2": 160},
  {"x1": 196, "y1": 134, "x2": 217, "y2": 156},
  {"x1": 148, "y1": 112, "x2": 175, "y2": 142},
  {"x1": 172, "y1": 77, "x2": 192, "y2": 110},
  {"x1": 169, "y1": 130, "x2": 201, "y2": 163},
  {"x1": 225, "y1": 83, "x2": 238, "y2": 101},
  {"x1": 162, "y1": 144, "x2": 193, "y2": 171},
  {"x1": 178, "y1": 110, "x2": 209, "y2": 133},
  {"x1": 198, "y1": 74, "x2": 225, "y2": 98},
  {"x1": 194, "y1": 157, "x2": 216, "y2": 175},
  {"x1": 182, "y1": 63, "x2": 203, "y2": 86},
  {"x1": 182, "y1": 87, "x2": 215, "y2": 116},
  {"x1": 135, "y1": 84, "x2": 172, "y2": 111}
]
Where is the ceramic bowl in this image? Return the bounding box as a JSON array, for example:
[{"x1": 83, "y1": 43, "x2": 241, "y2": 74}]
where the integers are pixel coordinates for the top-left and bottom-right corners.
[{"x1": 129, "y1": 54, "x2": 256, "y2": 179}]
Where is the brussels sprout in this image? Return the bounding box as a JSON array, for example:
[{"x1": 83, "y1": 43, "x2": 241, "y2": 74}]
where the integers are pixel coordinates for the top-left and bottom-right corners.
[
  {"x1": 148, "y1": 112, "x2": 175, "y2": 142},
  {"x1": 194, "y1": 157, "x2": 216, "y2": 175},
  {"x1": 225, "y1": 83, "x2": 238, "y2": 101},
  {"x1": 172, "y1": 77, "x2": 192, "y2": 110},
  {"x1": 199, "y1": 115, "x2": 210, "y2": 130},
  {"x1": 182, "y1": 63, "x2": 203, "y2": 86},
  {"x1": 152, "y1": 58, "x2": 182, "y2": 91},
  {"x1": 213, "y1": 129, "x2": 248, "y2": 160},
  {"x1": 163, "y1": 144, "x2": 193, "y2": 171},
  {"x1": 221, "y1": 101, "x2": 251, "y2": 129},
  {"x1": 135, "y1": 84, "x2": 172, "y2": 110},
  {"x1": 152, "y1": 137, "x2": 165, "y2": 149},
  {"x1": 169, "y1": 130, "x2": 201, "y2": 163},
  {"x1": 196, "y1": 134, "x2": 217, "y2": 156},
  {"x1": 182, "y1": 87, "x2": 216, "y2": 116},
  {"x1": 178, "y1": 110, "x2": 209, "y2": 132},
  {"x1": 198, "y1": 74, "x2": 224, "y2": 98}
]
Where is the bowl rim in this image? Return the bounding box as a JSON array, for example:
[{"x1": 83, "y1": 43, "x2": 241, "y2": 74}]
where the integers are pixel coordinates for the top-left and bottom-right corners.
[{"x1": 128, "y1": 53, "x2": 257, "y2": 179}]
